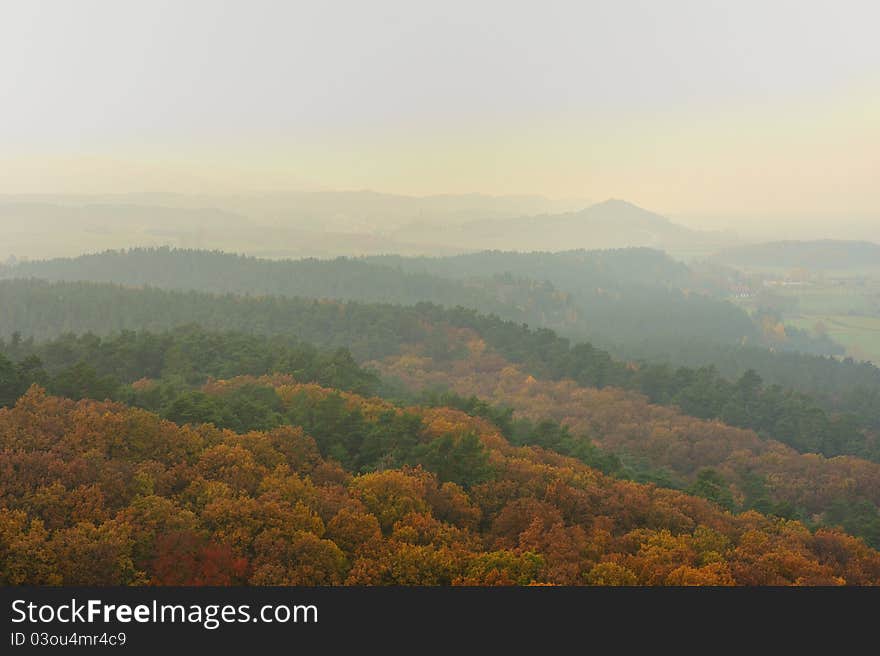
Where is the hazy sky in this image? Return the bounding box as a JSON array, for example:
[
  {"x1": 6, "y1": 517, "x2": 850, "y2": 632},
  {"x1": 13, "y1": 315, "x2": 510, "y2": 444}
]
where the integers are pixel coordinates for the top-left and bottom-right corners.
[{"x1": 1, "y1": 0, "x2": 878, "y2": 219}]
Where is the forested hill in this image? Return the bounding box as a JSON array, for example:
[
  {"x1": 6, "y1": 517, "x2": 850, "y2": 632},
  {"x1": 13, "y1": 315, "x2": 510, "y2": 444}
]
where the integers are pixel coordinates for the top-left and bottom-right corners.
[
  {"x1": 1, "y1": 246, "x2": 760, "y2": 348},
  {"x1": 0, "y1": 248, "x2": 863, "y2": 407},
  {"x1": 366, "y1": 248, "x2": 702, "y2": 292},
  {"x1": 0, "y1": 326, "x2": 380, "y2": 407},
  {"x1": 612, "y1": 336, "x2": 880, "y2": 414},
  {"x1": 2, "y1": 279, "x2": 879, "y2": 460},
  {"x1": 4, "y1": 384, "x2": 879, "y2": 585},
  {"x1": 0, "y1": 278, "x2": 424, "y2": 359},
  {"x1": 3, "y1": 247, "x2": 513, "y2": 310},
  {"x1": 3, "y1": 313, "x2": 880, "y2": 545}
]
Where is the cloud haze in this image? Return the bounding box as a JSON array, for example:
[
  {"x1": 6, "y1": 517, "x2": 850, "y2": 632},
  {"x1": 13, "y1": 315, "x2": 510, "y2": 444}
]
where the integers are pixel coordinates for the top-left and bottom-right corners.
[{"x1": 1, "y1": 0, "x2": 878, "y2": 222}]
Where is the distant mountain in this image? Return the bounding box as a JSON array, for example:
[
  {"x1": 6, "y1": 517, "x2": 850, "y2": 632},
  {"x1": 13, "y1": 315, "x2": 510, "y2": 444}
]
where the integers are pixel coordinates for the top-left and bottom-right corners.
[
  {"x1": 0, "y1": 191, "x2": 587, "y2": 260},
  {"x1": 711, "y1": 239, "x2": 880, "y2": 270},
  {"x1": 393, "y1": 199, "x2": 737, "y2": 256},
  {"x1": 1, "y1": 193, "x2": 733, "y2": 262}
]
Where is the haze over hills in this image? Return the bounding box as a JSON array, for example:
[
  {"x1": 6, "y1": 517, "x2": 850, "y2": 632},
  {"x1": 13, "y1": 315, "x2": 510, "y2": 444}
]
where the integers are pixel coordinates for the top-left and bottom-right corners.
[
  {"x1": 0, "y1": 246, "x2": 757, "y2": 348},
  {"x1": 674, "y1": 211, "x2": 880, "y2": 245},
  {"x1": 393, "y1": 199, "x2": 740, "y2": 257},
  {"x1": 2, "y1": 193, "x2": 745, "y2": 262},
  {"x1": 0, "y1": 191, "x2": 588, "y2": 261},
  {"x1": 8, "y1": 191, "x2": 877, "y2": 267},
  {"x1": 711, "y1": 240, "x2": 880, "y2": 271},
  {"x1": 0, "y1": 190, "x2": 585, "y2": 224}
]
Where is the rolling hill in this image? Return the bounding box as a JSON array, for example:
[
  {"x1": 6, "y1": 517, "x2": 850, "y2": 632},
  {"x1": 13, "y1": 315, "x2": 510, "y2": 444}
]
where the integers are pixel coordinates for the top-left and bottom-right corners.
[
  {"x1": 0, "y1": 246, "x2": 761, "y2": 350},
  {"x1": 393, "y1": 199, "x2": 738, "y2": 256}
]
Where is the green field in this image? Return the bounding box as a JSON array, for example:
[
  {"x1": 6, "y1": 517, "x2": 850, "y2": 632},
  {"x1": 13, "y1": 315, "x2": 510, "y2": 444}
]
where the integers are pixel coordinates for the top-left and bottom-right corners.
[
  {"x1": 781, "y1": 285, "x2": 879, "y2": 315},
  {"x1": 727, "y1": 270, "x2": 880, "y2": 365},
  {"x1": 787, "y1": 314, "x2": 880, "y2": 364}
]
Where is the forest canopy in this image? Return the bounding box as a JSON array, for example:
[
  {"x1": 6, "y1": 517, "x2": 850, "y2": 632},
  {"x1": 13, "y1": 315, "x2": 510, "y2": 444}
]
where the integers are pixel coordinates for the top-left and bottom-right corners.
[{"x1": 3, "y1": 250, "x2": 880, "y2": 585}]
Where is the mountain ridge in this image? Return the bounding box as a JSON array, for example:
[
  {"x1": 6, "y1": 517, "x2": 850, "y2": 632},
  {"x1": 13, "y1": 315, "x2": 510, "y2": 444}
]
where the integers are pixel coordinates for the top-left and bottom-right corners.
[{"x1": 394, "y1": 198, "x2": 738, "y2": 255}]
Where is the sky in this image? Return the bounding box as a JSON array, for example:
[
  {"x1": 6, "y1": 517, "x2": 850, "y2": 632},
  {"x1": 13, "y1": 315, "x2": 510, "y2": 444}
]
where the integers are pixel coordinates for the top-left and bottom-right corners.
[{"x1": 1, "y1": 0, "x2": 878, "y2": 223}]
